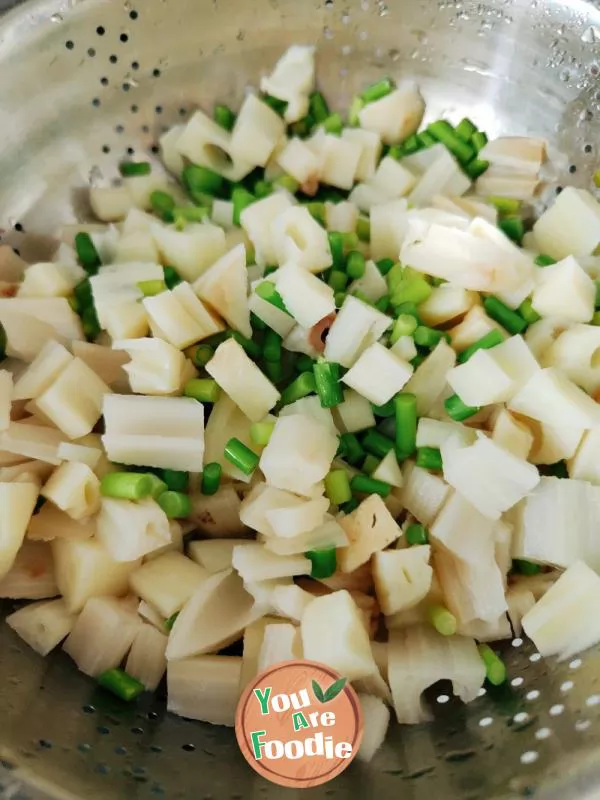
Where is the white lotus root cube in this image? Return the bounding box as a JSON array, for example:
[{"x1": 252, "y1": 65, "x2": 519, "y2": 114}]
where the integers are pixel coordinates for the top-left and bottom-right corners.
[
  {"x1": 193, "y1": 244, "x2": 252, "y2": 338},
  {"x1": 36, "y1": 358, "x2": 111, "y2": 440},
  {"x1": 447, "y1": 349, "x2": 515, "y2": 406},
  {"x1": 531, "y1": 256, "x2": 595, "y2": 323},
  {"x1": 260, "y1": 414, "x2": 339, "y2": 497},
  {"x1": 358, "y1": 83, "x2": 425, "y2": 145},
  {"x1": 341, "y1": 128, "x2": 383, "y2": 182},
  {"x1": 509, "y1": 368, "x2": 600, "y2": 429},
  {"x1": 544, "y1": 324, "x2": 600, "y2": 395},
  {"x1": 533, "y1": 187, "x2": 600, "y2": 260},
  {"x1": 338, "y1": 494, "x2": 402, "y2": 573},
  {"x1": 206, "y1": 339, "x2": 280, "y2": 422},
  {"x1": 369, "y1": 156, "x2": 417, "y2": 200},
  {"x1": 324, "y1": 296, "x2": 392, "y2": 368},
  {"x1": 241, "y1": 193, "x2": 295, "y2": 267},
  {"x1": 143, "y1": 282, "x2": 225, "y2": 350},
  {"x1": 175, "y1": 111, "x2": 253, "y2": 181},
  {"x1": 260, "y1": 45, "x2": 316, "y2": 123},
  {"x1": 342, "y1": 342, "x2": 413, "y2": 406},
  {"x1": 276, "y1": 138, "x2": 320, "y2": 184},
  {"x1": 318, "y1": 134, "x2": 363, "y2": 190},
  {"x1": 275, "y1": 263, "x2": 335, "y2": 328},
  {"x1": 373, "y1": 546, "x2": 433, "y2": 615},
  {"x1": 230, "y1": 94, "x2": 286, "y2": 168},
  {"x1": 441, "y1": 434, "x2": 540, "y2": 520},
  {"x1": 270, "y1": 206, "x2": 332, "y2": 273},
  {"x1": 152, "y1": 223, "x2": 227, "y2": 283}
]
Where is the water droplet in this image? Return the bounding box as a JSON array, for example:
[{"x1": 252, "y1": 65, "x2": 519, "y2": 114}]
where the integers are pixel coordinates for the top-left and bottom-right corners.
[{"x1": 582, "y1": 25, "x2": 600, "y2": 43}]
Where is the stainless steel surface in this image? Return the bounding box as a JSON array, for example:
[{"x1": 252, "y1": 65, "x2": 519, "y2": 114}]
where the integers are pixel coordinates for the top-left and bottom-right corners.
[{"x1": 0, "y1": 0, "x2": 600, "y2": 797}]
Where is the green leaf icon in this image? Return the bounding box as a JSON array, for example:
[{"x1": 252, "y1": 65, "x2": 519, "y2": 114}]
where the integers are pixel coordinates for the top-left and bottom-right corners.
[
  {"x1": 312, "y1": 679, "x2": 326, "y2": 703},
  {"x1": 323, "y1": 677, "x2": 348, "y2": 703}
]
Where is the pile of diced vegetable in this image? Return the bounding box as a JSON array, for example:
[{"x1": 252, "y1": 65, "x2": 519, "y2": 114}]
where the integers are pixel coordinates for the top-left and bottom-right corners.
[{"x1": 4, "y1": 44, "x2": 600, "y2": 761}]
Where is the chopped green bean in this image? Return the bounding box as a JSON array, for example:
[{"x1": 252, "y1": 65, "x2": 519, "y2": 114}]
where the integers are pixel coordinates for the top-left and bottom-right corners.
[
  {"x1": 183, "y1": 378, "x2": 221, "y2": 404},
  {"x1": 324, "y1": 470, "x2": 352, "y2": 506},
  {"x1": 428, "y1": 120, "x2": 475, "y2": 163},
  {"x1": 306, "y1": 547, "x2": 337, "y2": 579},
  {"x1": 100, "y1": 472, "x2": 154, "y2": 500},
  {"x1": 224, "y1": 438, "x2": 260, "y2": 475},
  {"x1": 279, "y1": 372, "x2": 317, "y2": 406},
  {"x1": 192, "y1": 343, "x2": 214, "y2": 368},
  {"x1": 356, "y1": 217, "x2": 371, "y2": 242},
  {"x1": 416, "y1": 447, "x2": 443, "y2": 471},
  {"x1": 513, "y1": 559, "x2": 541, "y2": 576},
  {"x1": 455, "y1": 118, "x2": 478, "y2": 142},
  {"x1": 232, "y1": 186, "x2": 256, "y2": 225},
  {"x1": 182, "y1": 164, "x2": 224, "y2": 196},
  {"x1": 75, "y1": 232, "x2": 101, "y2": 275},
  {"x1": 483, "y1": 296, "x2": 527, "y2": 335},
  {"x1": 457, "y1": 329, "x2": 504, "y2": 363},
  {"x1": 98, "y1": 668, "x2": 145, "y2": 702},
  {"x1": 362, "y1": 429, "x2": 395, "y2": 458},
  {"x1": 478, "y1": 644, "x2": 507, "y2": 685},
  {"x1": 346, "y1": 251, "x2": 366, "y2": 280},
  {"x1": 119, "y1": 161, "x2": 151, "y2": 177},
  {"x1": 201, "y1": 462, "x2": 222, "y2": 495},
  {"x1": 428, "y1": 604, "x2": 457, "y2": 636},
  {"x1": 158, "y1": 490, "x2": 192, "y2": 519},
  {"x1": 161, "y1": 470, "x2": 189, "y2": 492},
  {"x1": 313, "y1": 361, "x2": 344, "y2": 408},
  {"x1": 250, "y1": 421, "x2": 275, "y2": 447},
  {"x1": 137, "y1": 279, "x2": 166, "y2": 297},
  {"x1": 214, "y1": 104, "x2": 236, "y2": 131},
  {"x1": 350, "y1": 474, "x2": 391, "y2": 498},
  {"x1": 338, "y1": 432, "x2": 365, "y2": 466},
  {"x1": 395, "y1": 393, "x2": 417, "y2": 458},
  {"x1": 406, "y1": 523, "x2": 429, "y2": 546},
  {"x1": 150, "y1": 190, "x2": 176, "y2": 222},
  {"x1": 444, "y1": 394, "x2": 480, "y2": 422},
  {"x1": 361, "y1": 77, "x2": 395, "y2": 104}
]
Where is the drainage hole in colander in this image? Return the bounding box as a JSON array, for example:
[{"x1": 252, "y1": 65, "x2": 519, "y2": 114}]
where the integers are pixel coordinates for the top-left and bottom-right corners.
[
  {"x1": 110, "y1": 54, "x2": 118, "y2": 64},
  {"x1": 535, "y1": 727, "x2": 552, "y2": 740},
  {"x1": 82, "y1": 705, "x2": 95, "y2": 714},
  {"x1": 131, "y1": 727, "x2": 144, "y2": 735},
  {"x1": 181, "y1": 743, "x2": 195, "y2": 752},
  {"x1": 114, "y1": 746, "x2": 127, "y2": 756},
  {"x1": 96, "y1": 26, "x2": 105, "y2": 37},
  {"x1": 97, "y1": 726, "x2": 110, "y2": 735},
  {"x1": 131, "y1": 61, "x2": 140, "y2": 70},
  {"x1": 575, "y1": 719, "x2": 592, "y2": 731},
  {"x1": 87, "y1": 47, "x2": 96, "y2": 57},
  {"x1": 100, "y1": 77, "x2": 109, "y2": 86},
  {"x1": 549, "y1": 704, "x2": 565, "y2": 716},
  {"x1": 65, "y1": 40, "x2": 74, "y2": 50},
  {"x1": 525, "y1": 690, "x2": 540, "y2": 701},
  {"x1": 120, "y1": 34, "x2": 129, "y2": 43},
  {"x1": 37, "y1": 740, "x2": 51, "y2": 749},
  {"x1": 96, "y1": 764, "x2": 110, "y2": 775}
]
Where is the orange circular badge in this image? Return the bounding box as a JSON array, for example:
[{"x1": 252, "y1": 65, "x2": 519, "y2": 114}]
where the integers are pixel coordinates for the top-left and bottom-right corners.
[{"x1": 235, "y1": 659, "x2": 363, "y2": 788}]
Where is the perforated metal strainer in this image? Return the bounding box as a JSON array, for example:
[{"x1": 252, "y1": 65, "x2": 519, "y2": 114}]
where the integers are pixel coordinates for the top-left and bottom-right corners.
[{"x1": 1, "y1": 0, "x2": 600, "y2": 797}]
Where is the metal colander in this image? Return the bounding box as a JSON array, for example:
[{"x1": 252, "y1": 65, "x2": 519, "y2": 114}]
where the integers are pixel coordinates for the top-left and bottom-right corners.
[{"x1": 0, "y1": 0, "x2": 600, "y2": 797}]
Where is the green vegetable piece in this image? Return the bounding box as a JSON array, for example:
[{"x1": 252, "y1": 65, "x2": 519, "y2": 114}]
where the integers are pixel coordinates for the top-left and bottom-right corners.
[
  {"x1": 455, "y1": 118, "x2": 478, "y2": 142},
  {"x1": 361, "y1": 77, "x2": 395, "y2": 104},
  {"x1": 150, "y1": 190, "x2": 176, "y2": 222},
  {"x1": 137, "y1": 279, "x2": 166, "y2": 297},
  {"x1": 483, "y1": 296, "x2": 527, "y2": 335},
  {"x1": 224, "y1": 438, "x2": 260, "y2": 475},
  {"x1": 444, "y1": 394, "x2": 480, "y2": 422},
  {"x1": 119, "y1": 161, "x2": 151, "y2": 177},
  {"x1": 313, "y1": 361, "x2": 344, "y2": 409},
  {"x1": 250, "y1": 421, "x2": 275, "y2": 447},
  {"x1": 214, "y1": 104, "x2": 236, "y2": 131},
  {"x1": 346, "y1": 251, "x2": 366, "y2": 280},
  {"x1": 201, "y1": 462, "x2": 222, "y2": 496},
  {"x1": 306, "y1": 547, "x2": 337, "y2": 579},
  {"x1": 161, "y1": 469, "x2": 189, "y2": 492},
  {"x1": 406, "y1": 523, "x2": 429, "y2": 546},
  {"x1": 395, "y1": 393, "x2": 417, "y2": 458},
  {"x1": 457, "y1": 329, "x2": 504, "y2": 363},
  {"x1": 100, "y1": 472, "x2": 154, "y2": 500},
  {"x1": 75, "y1": 232, "x2": 101, "y2": 275},
  {"x1": 97, "y1": 668, "x2": 145, "y2": 702},
  {"x1": 183, "y1": 378, "x2": 221, "y2": 404},
  {"x1": 157, "y1": 490, "x2": 192, "y2": 519},
  {"x1": 279, "y1": 372, "x2": 317, "y2": 406},
  {"x1": 478, "y1": 644, "x2": 507, "y2": 686},
  {"x1": 182, "y1": 164, "x2": 224, "y2": 197},
  {"x1": 416, "y1": 447, "x2": 443, "y2": 471},
  {"x1": 428, "y1": 604, "x2": 457, "y2": 636},
  {"x1": 350, "y1": 474, "x2": 391, "y2": 498},
  {"x1": 361, "y1": 429, "x2": 395, "y2": 458}
]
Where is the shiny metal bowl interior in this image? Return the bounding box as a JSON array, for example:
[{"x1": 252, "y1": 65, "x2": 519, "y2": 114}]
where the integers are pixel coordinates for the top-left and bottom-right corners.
[{"x1": 1, "y1": 0, "x2": 600, "y2": 797}]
